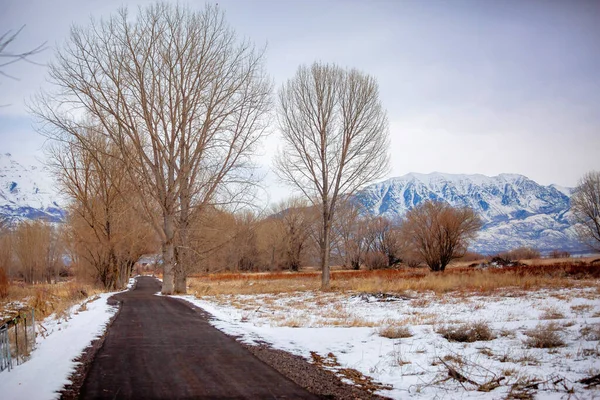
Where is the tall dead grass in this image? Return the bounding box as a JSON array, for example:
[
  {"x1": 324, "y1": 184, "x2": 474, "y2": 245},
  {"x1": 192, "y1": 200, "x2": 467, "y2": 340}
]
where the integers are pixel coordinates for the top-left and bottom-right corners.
[
  {"x1": 188, "y1": 262, "x2": 600, "y2": 296},
  {"x1": 1, "y1": 280, "x2": 102, "y2": 322}
]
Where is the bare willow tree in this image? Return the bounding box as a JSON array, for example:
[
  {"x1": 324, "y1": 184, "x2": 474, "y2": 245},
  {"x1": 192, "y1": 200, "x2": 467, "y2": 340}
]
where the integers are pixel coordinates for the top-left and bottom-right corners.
[
  {"x1": 276, "y1": 62, "x2": 389, "y2": 288},
  {"x1": 332, "y1": 199, "x2": 369, "y2": 270},
  {"x1": 271, "y1": 197, "x2": 317, "y2": 271},
  {"x1": 400, "y1": 201, "x2": 482, "y2": 272},
  {"x1": 571, "y1": 171, "x2": 600, "y2": 252},
  {"x1": 48, "y1": 129, "x2": 155, "y2": 289},
  {"x1": 12, "y1": 220, "x2": 63, "y2": 283},
  {"x1": 32, "y1": 3, "x2": 271, "y2": 294}
]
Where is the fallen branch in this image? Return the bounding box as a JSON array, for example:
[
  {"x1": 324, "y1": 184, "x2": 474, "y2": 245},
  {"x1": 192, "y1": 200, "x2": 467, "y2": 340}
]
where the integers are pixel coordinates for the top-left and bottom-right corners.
[
  {"x1": 438, "y1": 357, "x2": 478, "y2": 388},
  {"x1": 578, "y1": 373, "x2": 600, "y2": 388}
]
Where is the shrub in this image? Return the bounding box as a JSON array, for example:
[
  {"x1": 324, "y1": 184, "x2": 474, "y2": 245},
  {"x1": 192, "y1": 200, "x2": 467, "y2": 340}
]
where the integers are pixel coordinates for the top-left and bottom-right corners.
[
  {"x1": 549, "y1": 249, "x2": 571, "y2": 259},
  {"x1": 363, "y1": 251, "x2": 389, "y2": 270},
  {"x1": 379, "y1": 325, "x2": 412, "y2": 339},
  {"x1": 498, "y1": 247, "x2": 541, "y2": 261},
  {"x1": 523, "y1": 323, "x2": 565, "y2": 348},
  {"x1": 459, "y1": 251, "x2": 485, "y2": 262},
  {"x1": 437, "y1": 321, "x2": 495, "y2": 342}
]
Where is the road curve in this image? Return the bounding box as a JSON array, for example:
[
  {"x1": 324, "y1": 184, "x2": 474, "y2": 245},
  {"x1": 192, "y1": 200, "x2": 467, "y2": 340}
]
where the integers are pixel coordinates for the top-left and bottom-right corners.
[{"x1": 80, "y1": 276, "x2": 319, "y2": 399}]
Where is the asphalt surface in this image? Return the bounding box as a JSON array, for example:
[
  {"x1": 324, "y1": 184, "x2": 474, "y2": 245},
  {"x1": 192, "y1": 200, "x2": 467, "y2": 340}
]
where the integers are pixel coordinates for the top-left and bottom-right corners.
[{"x1": 80, "y1": 276, "x2": 319, "y2": 400}]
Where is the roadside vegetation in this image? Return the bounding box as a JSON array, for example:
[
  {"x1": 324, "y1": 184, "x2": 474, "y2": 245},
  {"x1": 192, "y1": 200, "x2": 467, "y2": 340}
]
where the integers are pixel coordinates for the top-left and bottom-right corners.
[{"x1": 188, "y1": 259, "x2": 600, "y2": 296}]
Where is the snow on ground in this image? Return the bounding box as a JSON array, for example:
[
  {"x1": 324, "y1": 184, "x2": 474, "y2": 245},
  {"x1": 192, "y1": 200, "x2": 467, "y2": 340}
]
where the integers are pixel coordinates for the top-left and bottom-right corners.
[
  {"x1": 176, "y1": 287, "x2": 600, "y2": 399},
  {"x1": 0, "y1": 279, "x2": 133, "y2": 400}
]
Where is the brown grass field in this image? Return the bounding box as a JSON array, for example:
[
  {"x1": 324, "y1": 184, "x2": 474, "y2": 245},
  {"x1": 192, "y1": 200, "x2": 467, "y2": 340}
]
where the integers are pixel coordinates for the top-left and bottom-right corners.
[{"x1": 188, "y1": 258, "x2": 600, "y2": 296}]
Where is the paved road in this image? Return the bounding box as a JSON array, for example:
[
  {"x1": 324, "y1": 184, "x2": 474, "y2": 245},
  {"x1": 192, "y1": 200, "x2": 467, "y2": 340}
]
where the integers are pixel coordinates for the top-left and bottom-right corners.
[{"x1": 80, "y1": 276, "x2": 319, "y2": 399}]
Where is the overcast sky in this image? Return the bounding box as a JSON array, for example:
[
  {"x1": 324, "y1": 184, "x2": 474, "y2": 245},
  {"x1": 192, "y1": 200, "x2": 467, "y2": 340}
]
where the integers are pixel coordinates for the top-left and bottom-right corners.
[{"x1": 1, "y1": 0, "x2": 599, "y2": 203}]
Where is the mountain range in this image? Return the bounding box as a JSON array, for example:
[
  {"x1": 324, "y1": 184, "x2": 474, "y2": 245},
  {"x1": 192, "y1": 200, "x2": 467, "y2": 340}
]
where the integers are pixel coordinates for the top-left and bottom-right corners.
[
  {"x1": 0, "y1": 153, "x2": 65, "y2": 223},
  {"x1": 355, "y1": 172, "x2": 584, "y2": 254},
  {"x1": 0, "y1": 153, "x2": 586, "y2": 254}
]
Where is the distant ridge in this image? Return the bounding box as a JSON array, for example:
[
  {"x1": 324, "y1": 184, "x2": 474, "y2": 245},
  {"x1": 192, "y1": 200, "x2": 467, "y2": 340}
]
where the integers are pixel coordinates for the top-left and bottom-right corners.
[
  {"x1": 355, "y1": 172, "x2": 582, "y2": 254},
  {"x1": 0, "y1": 153, "x2": 65, "y2": 223}
]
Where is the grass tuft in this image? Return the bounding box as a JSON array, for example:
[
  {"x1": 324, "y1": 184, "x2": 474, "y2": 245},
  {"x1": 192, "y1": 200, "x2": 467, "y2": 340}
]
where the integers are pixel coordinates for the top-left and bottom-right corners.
[
  {"x1": 523, "y1": 323, "x2": 565, "y2": 348},
  {"x1": 436, "y1": 321, "x2": 495, "y2": 343},
  {"x1": 379, "y1": 325, "x2": 413, "y2": 339}
]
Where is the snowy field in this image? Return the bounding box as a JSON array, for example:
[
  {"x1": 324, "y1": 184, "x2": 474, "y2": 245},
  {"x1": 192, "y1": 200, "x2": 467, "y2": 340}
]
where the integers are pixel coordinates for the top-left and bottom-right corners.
[
  {"x1": 0, "y1": 280, "x2": 131, "y2": 400},
  {"x1": 177, "y1": 287, "x2": 600, "y2": 399}
]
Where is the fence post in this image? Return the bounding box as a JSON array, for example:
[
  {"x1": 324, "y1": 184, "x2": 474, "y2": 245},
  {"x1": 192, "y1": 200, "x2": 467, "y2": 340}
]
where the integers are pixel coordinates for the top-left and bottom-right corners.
[
  {"x1": 24, "y1": 312, "x2": 28, "y2": 355},
  {"x1": 14, "y1": 318, "x2": 19, "y2": 364},
  {"x1": 31, "y1": 309, "x2": 35, "y2": 351}
]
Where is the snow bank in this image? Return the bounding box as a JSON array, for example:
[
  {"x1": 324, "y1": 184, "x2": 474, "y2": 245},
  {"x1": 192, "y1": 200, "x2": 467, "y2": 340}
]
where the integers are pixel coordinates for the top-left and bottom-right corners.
[{"x1": 0, "y1": 291, "x2": 119, "y2": 400}]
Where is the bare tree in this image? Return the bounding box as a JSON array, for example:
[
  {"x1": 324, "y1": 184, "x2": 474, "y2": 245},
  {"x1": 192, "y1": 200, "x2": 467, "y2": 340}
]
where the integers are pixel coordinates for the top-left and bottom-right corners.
[
  {"x1": 400, "y1": 201, "x2": 482, "y2": 272},
  {"x1": 571, "y1": 171, "x2": 600, "y2": 252},
  {"x1": 12, "y1": 220, "x2": 62, "y2": 283},
  {"x1": 332, "y1": 199, "x2": 369, "y2": 270},
  {"x1": 271, "y1": 197, "x2": 316, "y2": 271},
  {"x1": 48, "y1": 129, "x2": 155, "y2": 290},
  {"x1": 32, "y1": 3, "x2": 271, "y2": 294},
  {"x1": 276, "y1": 62, "x2": 389, "y2": 288},
  {"x1": 365, "y1": 216, "x2": 401, "y2": 268}
]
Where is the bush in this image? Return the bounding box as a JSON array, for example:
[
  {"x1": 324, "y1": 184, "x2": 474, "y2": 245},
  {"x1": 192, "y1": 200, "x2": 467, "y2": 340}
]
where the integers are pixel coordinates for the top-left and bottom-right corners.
[
  {"x1": 379, "y1": 325, "x2": 412, "y2": 339},
  {"x1": 549, "y1": 249, "x2": 571, "y2": 259},
  {"x1": 363, "y1": 251, "x2": 389, "y2": 270},
  {"x1": 437, "y1": 321, "x2": 495, "y2": 342},
  {"x1": 459, "y1": 251, "x2": 485, "y2": 262},
  {"x1": 524, "y1": 323, "x2": 565, "y2": 348},
  {"x1": 498, "y1": 247, "x2": 541, "y2": 261}
]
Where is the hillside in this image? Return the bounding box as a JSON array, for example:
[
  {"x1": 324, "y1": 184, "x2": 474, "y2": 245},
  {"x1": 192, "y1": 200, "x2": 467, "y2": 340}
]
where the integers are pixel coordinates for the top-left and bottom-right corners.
[
  {"x1": 355, "y1": 172, "x2": 582, "y2": 254},
  {"x1": 0, "y1": 153, "x2": 65, "y2": 223}
]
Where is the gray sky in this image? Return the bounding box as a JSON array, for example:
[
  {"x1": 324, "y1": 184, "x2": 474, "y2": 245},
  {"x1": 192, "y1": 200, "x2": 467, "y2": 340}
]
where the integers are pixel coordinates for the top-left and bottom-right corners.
[{"x1": 1, "y1": 0, "x2": 599, "y2": 204}]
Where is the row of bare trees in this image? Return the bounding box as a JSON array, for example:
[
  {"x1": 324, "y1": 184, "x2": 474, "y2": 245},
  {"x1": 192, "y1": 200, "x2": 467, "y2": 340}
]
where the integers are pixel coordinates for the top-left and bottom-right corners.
[
  {"x1": 27, "y1": 2, "x2": 395, "y2": 292},
  {"x1": 22, "y1": 2, "x2": 490, "y2": 291},
  {"x1": 182, "y1": 198, "x2": 481, "y2": 274}
]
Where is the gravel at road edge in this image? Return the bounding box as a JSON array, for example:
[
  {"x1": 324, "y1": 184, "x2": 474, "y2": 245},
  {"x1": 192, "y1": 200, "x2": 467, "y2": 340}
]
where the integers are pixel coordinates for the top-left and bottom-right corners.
[{"x1": 243, "y1": 342, "x2": 391, "y2": 400}]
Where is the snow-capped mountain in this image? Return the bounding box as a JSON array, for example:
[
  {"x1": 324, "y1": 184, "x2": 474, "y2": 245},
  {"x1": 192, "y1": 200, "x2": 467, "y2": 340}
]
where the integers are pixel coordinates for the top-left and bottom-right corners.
[
  {"x1": 0, "y1": 153, "x2": 65, "y2": 223},
  {"x1": 355, "y1": 172, "x2": 583, "y2": 254}
]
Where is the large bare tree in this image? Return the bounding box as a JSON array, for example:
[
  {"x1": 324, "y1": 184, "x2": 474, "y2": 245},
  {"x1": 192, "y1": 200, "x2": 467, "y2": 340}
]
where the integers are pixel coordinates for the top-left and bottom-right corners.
[
  {"x1": 276, "y1": 63, "x2": 389, "y2": 288},
  {"x1": 400, "y1": 201, "x2": 481, "y2": 272},
  {"x1": 571, "y1": 171, "x2": 600, "y2": 252},
  {"x1": 32, "y1": 3, "x2": 271, "y2": 294}
]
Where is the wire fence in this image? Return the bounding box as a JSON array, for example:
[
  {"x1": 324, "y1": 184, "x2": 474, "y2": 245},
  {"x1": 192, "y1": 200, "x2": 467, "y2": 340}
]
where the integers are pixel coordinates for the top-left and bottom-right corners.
[{"x1": 0, "y1": 309, "x2": 35, "y2": 373}]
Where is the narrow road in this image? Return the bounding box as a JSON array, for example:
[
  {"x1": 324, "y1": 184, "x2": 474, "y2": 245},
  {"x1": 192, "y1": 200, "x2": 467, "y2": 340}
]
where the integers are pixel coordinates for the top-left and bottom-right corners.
[{"x1": 80, "y1": 276, "x2": 319, "y2": 399}]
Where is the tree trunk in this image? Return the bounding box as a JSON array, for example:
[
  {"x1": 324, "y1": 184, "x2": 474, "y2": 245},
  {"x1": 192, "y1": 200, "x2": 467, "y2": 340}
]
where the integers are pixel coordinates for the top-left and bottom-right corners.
[
  {"x1": 162, "y1": 211, "x2": 176, "y2": 294},
  {"x1": 174, "y1": 266, "x2": 187, "y2": 294},
  {"x1": 162, "y1": 241, "x2": 175, "y2": 294},
  {"x1": 321, "y1": 216, "x2": 331, "y2": 289}
]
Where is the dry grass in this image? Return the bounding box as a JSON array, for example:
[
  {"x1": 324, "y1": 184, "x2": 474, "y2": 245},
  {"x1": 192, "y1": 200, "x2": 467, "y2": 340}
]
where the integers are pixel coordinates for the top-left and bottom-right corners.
[
  {"x1": 436, "y1": 321, "x2": 496, "y2": 342},
  {"x1": 580, "y1": 324, "x2": 600, "y2": 341},
  {"x1": 523, "y1": 323, "x2": 566, "y2": 348},
  {"x1": 188, "y1": 261, "x2": 600, "y2": 297},
  {"x1": 539, "y1": 306, "x2": 565, "y2": 320},
  {"x1": 378, "y1": 325, "x2": 413, "y2": 339},
  {"x1": 1, "y1": 280, "x2": 102, "y2": 322},
  {"x1": 571, "y1": 304, "x2": 594, "y2": 315}
]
